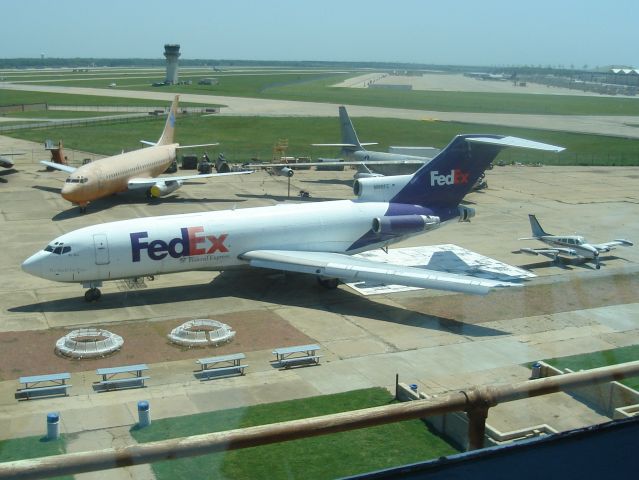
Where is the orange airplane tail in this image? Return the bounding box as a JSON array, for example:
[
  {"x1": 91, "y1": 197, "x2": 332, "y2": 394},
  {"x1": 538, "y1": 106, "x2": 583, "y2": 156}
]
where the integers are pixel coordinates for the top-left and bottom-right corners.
[{"x1": 157, "y1": 95, "x2": 179, "y2": 146}]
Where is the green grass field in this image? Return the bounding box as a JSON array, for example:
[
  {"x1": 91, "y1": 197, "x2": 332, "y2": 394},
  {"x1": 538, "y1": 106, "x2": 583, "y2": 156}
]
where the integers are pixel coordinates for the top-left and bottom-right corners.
[
  {"x1": 6, "y1": 69, "x2": 639, "y2": 116},
  {"x1": 0, "y1": 435, "x2": 70, "y2": 480},
  {"x1": 131, "y1": 388, "x2": 457, "y2": 480},
  {"x1": 0, "y1": 89, "x2": 207, "y2": 108},
  {"x1": 6, "y1": 113, "x2": 639, "y2": 166},
  {"x1": 543, "y1": 345, "x2": 639, "y2": 390}
]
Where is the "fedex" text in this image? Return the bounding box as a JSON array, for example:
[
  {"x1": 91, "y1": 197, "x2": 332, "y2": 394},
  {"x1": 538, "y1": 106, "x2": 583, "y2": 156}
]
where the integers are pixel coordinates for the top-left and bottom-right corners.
[
  {"x1": 130, "y1": 226, "x2": 228, "y2": 262},
  {"x1": 429, "y1": 169, "x2": 469, "y2": 186}
]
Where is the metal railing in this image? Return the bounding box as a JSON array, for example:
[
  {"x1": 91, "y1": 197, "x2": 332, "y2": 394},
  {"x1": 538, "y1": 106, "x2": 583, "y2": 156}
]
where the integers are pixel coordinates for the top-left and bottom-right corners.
[{"x1": 1, "y1": 361, "x2": 638, "y2": 479}]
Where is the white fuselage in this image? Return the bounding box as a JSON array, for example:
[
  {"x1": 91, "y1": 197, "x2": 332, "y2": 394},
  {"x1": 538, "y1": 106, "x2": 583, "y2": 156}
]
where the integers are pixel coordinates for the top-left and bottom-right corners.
[
  {"x1": 23, "y1": 200, "x2": 417, "y2": 284},
  {"x1": 539, "y1": 235, "x2": 598, "y2": 259},
  {"x1": 347, "y1": 150, "x2": 427, "y2": 176}
]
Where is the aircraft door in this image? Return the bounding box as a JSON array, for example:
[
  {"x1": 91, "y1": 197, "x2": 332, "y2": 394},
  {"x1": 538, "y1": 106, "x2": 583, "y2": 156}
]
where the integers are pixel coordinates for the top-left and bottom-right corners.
[{"x1": 93, "y1": 233, "x2": 110, "y2": 265}]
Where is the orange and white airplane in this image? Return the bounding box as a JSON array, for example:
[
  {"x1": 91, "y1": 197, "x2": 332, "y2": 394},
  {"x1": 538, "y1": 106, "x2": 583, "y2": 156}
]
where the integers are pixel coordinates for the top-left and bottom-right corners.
[{"x1": 42, "y1": 95, "x2": 251, "y2": 212}]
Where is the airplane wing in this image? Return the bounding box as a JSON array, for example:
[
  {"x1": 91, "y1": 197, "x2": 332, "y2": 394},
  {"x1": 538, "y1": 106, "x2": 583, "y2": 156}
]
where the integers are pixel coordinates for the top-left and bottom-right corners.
[
  {"x1": 519, "y1": 247, "x2": 578, "y2": 259},
  {"x1": 127, "y1": 170, "x2": 252, "y2": 188},
  {"x1": 244, "y1": 159, "x2": 425, "y2": 169},
  {"x1": 40, "y1": 160, "x2": 77, "y2": 174},
  {"x1": 591, "y1": 239, "x2": 634, "y2": 251},
  {"x1": 240, "y1": 250, "x2": 520, "y2": 295}
]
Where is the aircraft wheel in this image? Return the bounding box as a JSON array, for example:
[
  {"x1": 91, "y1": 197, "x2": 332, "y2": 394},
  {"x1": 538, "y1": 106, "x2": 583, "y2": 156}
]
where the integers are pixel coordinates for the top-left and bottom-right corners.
[
  {"x1": 317, "y1": 277, "x2": 339, "y2": 289},
  {"x1": 596, "y1": 264, "x2": 601, "y2": 270},
  {"x1": 84, "y1": 288, "x2": 101, "y2": 302},
  {"x1": 79, "y1": 206, "x2": 87, "y2": 214}
]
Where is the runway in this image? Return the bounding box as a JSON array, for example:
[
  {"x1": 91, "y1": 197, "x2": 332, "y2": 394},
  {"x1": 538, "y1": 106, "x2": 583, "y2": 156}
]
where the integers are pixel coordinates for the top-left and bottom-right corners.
[{"x1": 3, "y1": 82, "x2": 639, "y2": 139}]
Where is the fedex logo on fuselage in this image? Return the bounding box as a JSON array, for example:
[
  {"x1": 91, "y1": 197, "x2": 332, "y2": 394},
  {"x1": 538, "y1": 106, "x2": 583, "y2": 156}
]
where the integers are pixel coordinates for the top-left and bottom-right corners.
[
  {"x1": 429, "y1": 169, "x2": 469, "y2": 186},
  {"x1": 130, "y1": 226, "x2": 228, "y2": 262}
]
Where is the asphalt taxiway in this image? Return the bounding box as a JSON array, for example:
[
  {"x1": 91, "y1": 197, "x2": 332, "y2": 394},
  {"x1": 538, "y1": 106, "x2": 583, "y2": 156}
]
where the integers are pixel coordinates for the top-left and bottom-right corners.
[{"x1": 0, "y1": 137, "x2": 638, "y2": 458}]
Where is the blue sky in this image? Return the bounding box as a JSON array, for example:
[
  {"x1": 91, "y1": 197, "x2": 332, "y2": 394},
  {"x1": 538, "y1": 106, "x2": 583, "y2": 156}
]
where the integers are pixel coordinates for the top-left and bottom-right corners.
[{"x1": 2, "y1": 0, "x2": 637, "y2": 67}]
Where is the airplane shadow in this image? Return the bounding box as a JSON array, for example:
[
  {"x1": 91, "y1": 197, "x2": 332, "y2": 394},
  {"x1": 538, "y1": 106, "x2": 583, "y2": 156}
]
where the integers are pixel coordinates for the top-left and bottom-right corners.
[
  {"x1": 514, "y1": 253, "x2": 626, "y2": 271},
  {"x1": 235, "y1": 193, "x2": 336, "y2": 202},
  {"x1": 48, "y1": 193, "x2": 246, "y2": 221},
  {"x1": 33, "y1": 185, "x2": 62, "y2": 194},
  {"x1": 10, "y1": 270, "x2": 506, "y2": 338}
]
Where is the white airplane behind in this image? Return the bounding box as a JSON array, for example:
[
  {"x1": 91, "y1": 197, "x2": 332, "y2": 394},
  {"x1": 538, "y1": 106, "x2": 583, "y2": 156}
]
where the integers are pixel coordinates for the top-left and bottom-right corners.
[
  {"x1": 519, "y1": 214, "x2": 633, "y2": 269},
  {"x1": 0, "y1": 152, "x2": 22, "y2": 169},
  {"x1": 41, "y1": 95, "x2": 251, "y2": 212},
  {"x1": 22, "y1": 134, "x2": 563, "y2": 302},
  {"x1": 245, "y1": 106, "x2": 433, "y2": 179}
]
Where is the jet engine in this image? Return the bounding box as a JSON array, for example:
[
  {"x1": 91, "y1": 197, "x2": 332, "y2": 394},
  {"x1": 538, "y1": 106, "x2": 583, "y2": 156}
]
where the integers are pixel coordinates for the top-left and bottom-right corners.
[
  {"x1": 353, "y1": 174, "x2": 412, "y2": 202},
  {"x1": 276, "y1": 167, "x2": 294, "y2": 177},
  {"x1": 372, "y1": 215, "x2": 440, "y2": 235},
  {"x1": 149, "y1": 180, "x2": 183, "y2": 198},
  {"x1": 458, "y1": 206, "x2": 475, "y2": 222}
]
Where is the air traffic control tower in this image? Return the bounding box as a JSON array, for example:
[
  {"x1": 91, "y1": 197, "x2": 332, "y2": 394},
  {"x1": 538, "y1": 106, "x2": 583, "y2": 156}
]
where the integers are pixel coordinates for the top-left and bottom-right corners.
[{"x1": 164, "y1": 44, "x2": 180, "y2": 84}]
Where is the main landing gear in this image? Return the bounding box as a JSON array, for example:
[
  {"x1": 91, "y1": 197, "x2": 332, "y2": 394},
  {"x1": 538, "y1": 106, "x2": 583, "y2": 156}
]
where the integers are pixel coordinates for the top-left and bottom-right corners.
[
  {"x1": 84, "y1": 287, "x2": 101, "y2": 302},
  {"x1": 317, "y1": 277, "x2": 340, "y2": 289}
]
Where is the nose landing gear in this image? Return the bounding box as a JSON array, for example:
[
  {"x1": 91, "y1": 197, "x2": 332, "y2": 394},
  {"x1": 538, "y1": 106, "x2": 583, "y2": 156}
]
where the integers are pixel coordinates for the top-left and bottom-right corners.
[
  {"x1": 82, "y1": 281, "x2": 103, "y2": 302},
  {"x1": 84, "y1": 287, "x2": 102, "y2": 302}
]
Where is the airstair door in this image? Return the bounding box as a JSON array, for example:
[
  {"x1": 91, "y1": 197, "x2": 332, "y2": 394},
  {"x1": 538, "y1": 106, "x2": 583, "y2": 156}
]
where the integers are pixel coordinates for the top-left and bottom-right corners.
[{"x1": 93, "y1": 234, "x2": 110, "y2": 265}]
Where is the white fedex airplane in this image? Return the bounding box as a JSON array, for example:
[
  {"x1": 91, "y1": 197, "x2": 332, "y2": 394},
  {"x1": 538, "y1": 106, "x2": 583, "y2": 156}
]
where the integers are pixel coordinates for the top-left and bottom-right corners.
[
  {"x1": 519, "y1": 214, "x2": 633, "y2": 269},
  {"x1": 22, "y1": 134, "x2": 563, "y2": 302}
]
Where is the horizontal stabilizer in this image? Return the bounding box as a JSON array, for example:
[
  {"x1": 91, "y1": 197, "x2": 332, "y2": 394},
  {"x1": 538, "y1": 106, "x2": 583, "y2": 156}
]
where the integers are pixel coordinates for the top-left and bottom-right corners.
[
  {"x1": 467, "y1": 136, "x2": 565, "y2": 152},
  {"x1": 140, "y1": 140, "x2": 157, "y2": 146},
  {"x1": 312, "y1": 143, "x2": 378, "y2": 147},
  {"x1": 176, "y1": 143, "x2": 220, "y2": 149},
  {"x1": 40, "y1": 160, "x2": 77, "y2": 174},
  {"x1": 241, "y1": 250, "x2": 520, "y2": 295}
]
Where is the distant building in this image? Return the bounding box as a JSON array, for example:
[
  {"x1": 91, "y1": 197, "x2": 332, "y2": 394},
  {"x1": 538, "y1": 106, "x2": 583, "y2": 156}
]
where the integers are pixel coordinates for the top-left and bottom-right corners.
[{"x1": 164, "y1": 44, "x2": 180, "y2": 85}]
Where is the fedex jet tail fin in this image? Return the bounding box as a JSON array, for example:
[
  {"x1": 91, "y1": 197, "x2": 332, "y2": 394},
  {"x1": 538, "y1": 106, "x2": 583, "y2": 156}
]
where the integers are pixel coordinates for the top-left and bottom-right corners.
[
  {"x1": 391, "y1": 135, "x2": 564, "y2": 208},
  {"x1": 528, "y1": 214, "x2": 550, "y2": 238},
  {"x1": 157, "y1": 95, "x2": 179, "y2": 146}
]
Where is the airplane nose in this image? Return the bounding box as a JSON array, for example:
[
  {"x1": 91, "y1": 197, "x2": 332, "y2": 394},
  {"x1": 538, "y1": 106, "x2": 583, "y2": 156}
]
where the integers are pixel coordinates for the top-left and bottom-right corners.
[
  {"x1": 21, "y1": 251, "x2": 45, "y2": 278},
  {"x1": 61, "y1": 183, "x2": 77, "y2": 202}
]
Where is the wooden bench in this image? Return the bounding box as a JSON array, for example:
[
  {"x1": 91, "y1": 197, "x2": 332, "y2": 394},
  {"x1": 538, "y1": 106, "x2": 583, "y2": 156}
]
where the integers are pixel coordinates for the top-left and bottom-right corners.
[
  {"x1": 272, "y1": 344, "x2": 322, "y2": 369},
  {"x1": 16, "y1": 372, "x2": 72, "y2": 400},
  {"x1": 95, "y1": 364, "x2": 149, "y2": 391},
  {"x1": 196, "y1": 353, "x2": 247, "y2": 380}
]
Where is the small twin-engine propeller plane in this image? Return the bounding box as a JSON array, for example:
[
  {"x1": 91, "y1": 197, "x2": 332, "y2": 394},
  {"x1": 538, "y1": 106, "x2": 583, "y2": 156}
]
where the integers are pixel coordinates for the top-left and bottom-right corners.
[
  {"x1": 519, "y1": 214, "x2": 633, "y2": 269},
  {"x1": 41, "y1": 95, "x2": 251, "y2": 212},
  {"x1": 22, "y1": 134, "x2": 563, "y2": 302}
]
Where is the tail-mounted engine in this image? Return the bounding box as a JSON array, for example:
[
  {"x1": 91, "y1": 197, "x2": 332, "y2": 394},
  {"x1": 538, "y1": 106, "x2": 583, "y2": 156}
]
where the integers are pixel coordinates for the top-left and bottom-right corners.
[
  {"x1": 458, "y1": 206, "x2": 475, "y2": 222},
  {"x1": 372, "y1": 215, "x2": 441, "y2": 235},
  {"x1": 353, "y1": 175, "x2": 413, "y2": 202}
]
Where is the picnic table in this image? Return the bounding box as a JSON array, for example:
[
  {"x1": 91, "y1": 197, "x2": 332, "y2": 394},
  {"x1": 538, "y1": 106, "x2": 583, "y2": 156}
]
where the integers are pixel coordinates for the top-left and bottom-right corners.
[
  {"x1": 272, "y1": 344, "x2": 321, "y2": 368},
  {"x1": 95, "y1": 364, "x2": 149, "y2": 391},
  {"x1": 196, "y1": 353, "x2": 247, "y2": 379},
  {"x1": 16, "y1": 372, "x2": 71, "y2": 400}
]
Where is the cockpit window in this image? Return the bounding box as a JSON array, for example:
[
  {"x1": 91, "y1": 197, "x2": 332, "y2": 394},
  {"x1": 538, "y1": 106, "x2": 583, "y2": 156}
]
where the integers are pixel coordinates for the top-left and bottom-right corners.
[
  {"x1": 65, "y1": 176, "x2": 88, "y2": 184},
  {"x1": 44, "y1": 242, "x2": 71, "y2": 255}
]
